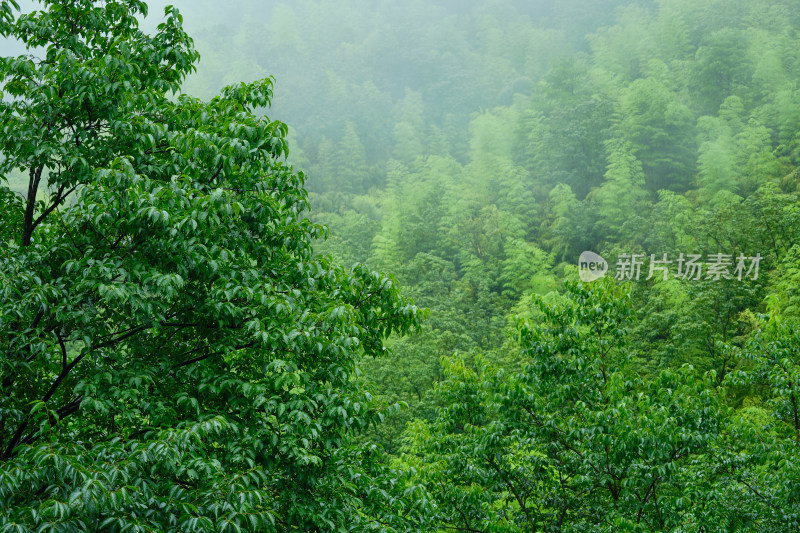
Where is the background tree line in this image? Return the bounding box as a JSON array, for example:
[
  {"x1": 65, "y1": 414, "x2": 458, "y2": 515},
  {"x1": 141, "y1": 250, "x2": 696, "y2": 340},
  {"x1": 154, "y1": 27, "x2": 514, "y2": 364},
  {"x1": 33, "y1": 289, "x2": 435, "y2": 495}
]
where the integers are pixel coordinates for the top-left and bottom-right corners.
[
  {"x1": 174, "y1": 0, "x2": 800, "y2": 528},
  {"x1": 3, "y1": 0, "x2": 800, "y2": 530}
]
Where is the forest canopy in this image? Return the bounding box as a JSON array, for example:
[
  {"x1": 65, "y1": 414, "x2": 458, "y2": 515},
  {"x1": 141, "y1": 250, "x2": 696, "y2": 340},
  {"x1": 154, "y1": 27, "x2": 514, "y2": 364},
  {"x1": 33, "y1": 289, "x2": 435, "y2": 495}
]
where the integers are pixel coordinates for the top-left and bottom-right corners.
[{"x1": 2, "y1": 0, "x2": 800, "y2": 531}]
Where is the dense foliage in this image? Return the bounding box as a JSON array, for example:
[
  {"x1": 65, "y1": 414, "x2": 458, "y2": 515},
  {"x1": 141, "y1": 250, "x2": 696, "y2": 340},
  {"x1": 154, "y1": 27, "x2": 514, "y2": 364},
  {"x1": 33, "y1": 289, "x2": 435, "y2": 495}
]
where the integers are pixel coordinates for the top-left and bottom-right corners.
[
  {"x1": 3, "y1": 0, "x2": 800, "y2": 531},
  {"x1": 0, "y1": 1, "x2": 425, "y2": 531}
]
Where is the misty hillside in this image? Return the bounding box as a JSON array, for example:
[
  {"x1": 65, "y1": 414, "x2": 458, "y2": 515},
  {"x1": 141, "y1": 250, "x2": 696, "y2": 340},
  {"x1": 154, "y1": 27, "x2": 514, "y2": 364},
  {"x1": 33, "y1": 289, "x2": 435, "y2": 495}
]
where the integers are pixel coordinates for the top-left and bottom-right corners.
[{"x1": 2, "y1": 0, "x2": 800, "y2": 531}]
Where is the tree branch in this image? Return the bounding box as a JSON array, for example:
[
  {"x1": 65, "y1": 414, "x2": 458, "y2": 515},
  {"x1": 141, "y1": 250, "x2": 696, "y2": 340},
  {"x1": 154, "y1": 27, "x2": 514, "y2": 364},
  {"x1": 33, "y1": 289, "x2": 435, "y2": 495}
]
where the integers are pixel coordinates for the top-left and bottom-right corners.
[{"x1": 21, "y1": 165, "x2": 44, "y2": 246}]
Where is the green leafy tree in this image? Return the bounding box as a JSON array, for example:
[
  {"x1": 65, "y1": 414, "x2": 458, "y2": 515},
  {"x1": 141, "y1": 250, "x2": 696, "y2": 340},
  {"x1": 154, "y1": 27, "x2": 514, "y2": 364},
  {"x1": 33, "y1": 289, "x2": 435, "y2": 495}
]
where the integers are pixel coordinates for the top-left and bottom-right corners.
[
  {"x1": 670, "y1": 279, "x2": 761, "y2": 383},
  {"x1": 408, "y1": 280, "x2": 725, "y2": 532},
  {"x1": 689, "y1": 27, "x2": 752, "y2": 115},
  {"x1": 0, "y1": 1, "x2": 425, "y2": 531},
  {"x1": 336, "y1": 122, "x2": 371, "y2": 193},
  {"x1": 404, "y1": 355, "x2": 552, "y2": 533},
  {"x1": 717, "y1": 311, "x2": 800, "y2": 530},
  {"x1": 588, "y1": 4, "x2": 656, "y2": 82},
  {"x1": 618, "y1": 77, "x2": 697, "y2": 193},
  {"x1": 769, "y1": 244, "x2": 800, "y2": 319},
  {"x1": 516, "y1": 56, "x2": 613, "y2": 200},
  {"x1": 696, "y1": 116, "x2": 738, "y2": 195},
  {"x1": 591, "y1": 139, "x2": 650, "y2": 241}
]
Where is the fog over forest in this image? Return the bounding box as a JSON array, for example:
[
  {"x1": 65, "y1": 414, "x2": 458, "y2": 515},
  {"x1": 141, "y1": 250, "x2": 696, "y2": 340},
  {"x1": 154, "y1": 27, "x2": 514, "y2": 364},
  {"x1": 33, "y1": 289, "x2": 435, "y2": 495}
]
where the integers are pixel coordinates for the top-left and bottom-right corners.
[{"x1": 3, "y1": 1, "x2": 800, "y2": 531}]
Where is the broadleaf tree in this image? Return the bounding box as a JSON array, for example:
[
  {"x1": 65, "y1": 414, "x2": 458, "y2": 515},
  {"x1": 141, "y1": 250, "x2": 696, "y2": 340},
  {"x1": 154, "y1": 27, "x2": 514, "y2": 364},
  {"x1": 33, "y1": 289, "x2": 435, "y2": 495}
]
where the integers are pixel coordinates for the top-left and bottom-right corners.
[
  {"x1": 408, "y1": 280, "x2": 725, "y2": 531},
  {"x1": 0, "y1": 1, "x2": 426, "y2": 531}
]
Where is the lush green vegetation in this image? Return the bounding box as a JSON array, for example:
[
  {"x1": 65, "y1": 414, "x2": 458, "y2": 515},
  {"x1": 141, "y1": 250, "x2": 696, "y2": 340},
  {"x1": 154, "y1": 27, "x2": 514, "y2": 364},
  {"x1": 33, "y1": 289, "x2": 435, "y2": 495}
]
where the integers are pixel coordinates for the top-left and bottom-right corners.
[{"x1": 2, "y1": 0, "x2": 800, "y2": 531}]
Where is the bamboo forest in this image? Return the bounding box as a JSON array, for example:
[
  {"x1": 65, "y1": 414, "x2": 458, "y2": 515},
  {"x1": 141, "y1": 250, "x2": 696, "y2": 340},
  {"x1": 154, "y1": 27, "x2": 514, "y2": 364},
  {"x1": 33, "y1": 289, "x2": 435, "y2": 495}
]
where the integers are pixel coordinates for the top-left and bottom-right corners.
[{"x1": 3, "y1": 0, "x2": 800, "y2": 531}]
